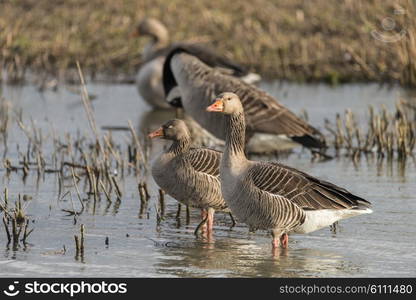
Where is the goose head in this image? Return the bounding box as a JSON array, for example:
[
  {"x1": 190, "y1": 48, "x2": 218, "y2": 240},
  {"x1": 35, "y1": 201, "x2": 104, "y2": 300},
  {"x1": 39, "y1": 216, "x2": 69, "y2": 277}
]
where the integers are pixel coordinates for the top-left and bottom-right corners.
[
  {"x1": 206, "y1": 92, "x2": 243, "y2": 115},
  {"x1": 131, "y1": 18, "x2": 169, "y2": 43},
  {"x1": 148, "y1": 119, "x2": 190, "y2": 141}
]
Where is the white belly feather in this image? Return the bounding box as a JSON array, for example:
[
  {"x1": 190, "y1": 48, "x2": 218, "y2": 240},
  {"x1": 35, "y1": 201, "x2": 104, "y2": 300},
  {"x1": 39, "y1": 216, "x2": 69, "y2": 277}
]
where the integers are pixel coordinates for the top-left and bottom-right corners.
[{"x1": 294, "y1": 208, "x2": 373, "y2": 234}]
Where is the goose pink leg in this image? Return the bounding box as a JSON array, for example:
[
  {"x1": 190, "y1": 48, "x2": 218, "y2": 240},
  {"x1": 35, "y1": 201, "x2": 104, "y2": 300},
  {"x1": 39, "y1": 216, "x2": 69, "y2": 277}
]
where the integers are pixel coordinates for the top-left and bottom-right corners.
[
  {"x1": 272, "y1": 238, "x2": 280, "y2": 249},
  {"x1": 280, "y1": 233, "x2": 289, "y2": 249},
  {"x1": 206, "y1": 208, "x2": 215, "y2": 233},
  {"x1": 200, "y1": 209, "x2": 208, "y2": 232},
  {"x1": 272, "y1": 230, "x2": 288, "y2": 249}
]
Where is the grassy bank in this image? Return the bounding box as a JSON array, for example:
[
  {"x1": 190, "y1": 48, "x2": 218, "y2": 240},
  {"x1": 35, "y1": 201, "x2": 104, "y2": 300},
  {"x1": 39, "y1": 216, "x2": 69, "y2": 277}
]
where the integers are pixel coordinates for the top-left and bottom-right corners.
[{"x1": 0, "y1": 0, "x2": 415, "y2": 86}]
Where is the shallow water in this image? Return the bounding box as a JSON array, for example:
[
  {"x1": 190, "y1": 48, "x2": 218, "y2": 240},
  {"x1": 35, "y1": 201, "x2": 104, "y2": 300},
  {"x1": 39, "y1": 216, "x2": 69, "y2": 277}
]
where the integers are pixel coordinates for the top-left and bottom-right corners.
[{"x1": 0, "y1": 82, "x2": 415, "y2": 277}]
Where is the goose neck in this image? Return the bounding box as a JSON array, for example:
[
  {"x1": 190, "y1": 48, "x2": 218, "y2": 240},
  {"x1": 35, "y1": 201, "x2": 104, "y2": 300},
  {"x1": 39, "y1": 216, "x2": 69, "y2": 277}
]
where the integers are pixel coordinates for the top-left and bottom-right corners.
[
  {"x1": 152, "y1": 30, "x2": 169, "y2": 48},
  {"x1": 142, "y1": 34, "x2": 169, "y2": 60},
  {"x1": 224, "y1": 112, "x2": 247, "y2": 161},
  {"x1": 167, "y1": 137, "x2": 191, "y2": 155}
]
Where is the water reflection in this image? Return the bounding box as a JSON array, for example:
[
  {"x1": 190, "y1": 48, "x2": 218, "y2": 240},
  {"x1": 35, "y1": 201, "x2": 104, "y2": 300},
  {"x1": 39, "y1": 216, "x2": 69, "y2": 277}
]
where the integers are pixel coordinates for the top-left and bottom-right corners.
[{"x1": 151, "y1": 231, "x2": 362, "y2": 277}]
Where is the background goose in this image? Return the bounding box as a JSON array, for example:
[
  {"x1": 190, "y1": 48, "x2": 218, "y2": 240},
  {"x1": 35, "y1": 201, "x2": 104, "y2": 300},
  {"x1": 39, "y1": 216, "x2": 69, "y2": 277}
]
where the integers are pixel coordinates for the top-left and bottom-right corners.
[
  {"x1": 163, "y1": 48, "x2": 326, "y2": 150},
  {"x1": 131, "y1": 18, "x2": 261, "y2": 109},
  {"x1": 206, "y1": 92, "x2": 372, "y2": 249},
  {"x1": 148, "y1": 119, "x2": 229, "y2": 233},
  {"x1": 131, "y1": 18, "x2": 171, "y2": 109}
]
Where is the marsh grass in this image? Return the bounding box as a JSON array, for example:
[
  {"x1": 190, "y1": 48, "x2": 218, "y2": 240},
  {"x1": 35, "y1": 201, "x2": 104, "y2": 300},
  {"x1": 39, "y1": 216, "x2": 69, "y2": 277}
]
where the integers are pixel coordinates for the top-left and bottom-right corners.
[
  {"x1": 325, "y1": 99, "x2": 416, "y2": 162},
  {"x1": 0, "y1": 68, "x2": 154, "y2": 253},
  {"x1": 0, "y1": 0, "x2": 415, "y2": 86},
  {"x1": 1, "y1": 189, "x2": 34, "y2": 250}
]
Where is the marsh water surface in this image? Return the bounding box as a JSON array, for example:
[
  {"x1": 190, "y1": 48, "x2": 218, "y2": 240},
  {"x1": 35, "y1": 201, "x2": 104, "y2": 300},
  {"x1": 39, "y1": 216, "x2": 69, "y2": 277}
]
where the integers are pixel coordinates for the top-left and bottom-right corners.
[{"x1": 0, "y1": 82, "x2": 415, "y2": 277}]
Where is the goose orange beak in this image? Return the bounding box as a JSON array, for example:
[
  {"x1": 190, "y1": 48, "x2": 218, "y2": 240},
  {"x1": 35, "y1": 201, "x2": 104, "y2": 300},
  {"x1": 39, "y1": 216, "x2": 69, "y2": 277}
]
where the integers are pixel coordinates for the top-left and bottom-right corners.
[
  {"x1": 206, "y1": 99, "x2": 224, "y2": 112},
  {"x1": 148, "y1": 127, "x2": 164, "y2": 138}
]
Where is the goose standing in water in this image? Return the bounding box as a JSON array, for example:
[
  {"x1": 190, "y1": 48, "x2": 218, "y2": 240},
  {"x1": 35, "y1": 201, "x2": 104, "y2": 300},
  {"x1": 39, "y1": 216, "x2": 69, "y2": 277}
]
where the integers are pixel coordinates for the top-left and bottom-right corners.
[
  {"x1": 206, "y1": 92, "x2": 372, "y2": 250},
  {"x1": 163, "y1": 48, "x2": 326, "y2": 150},
  {"x1": 131, "y1": 18, "x2": 261, "y2": 109},
  {"x1": 149, "y1": 119, "x2": 230, "y2": 234}
]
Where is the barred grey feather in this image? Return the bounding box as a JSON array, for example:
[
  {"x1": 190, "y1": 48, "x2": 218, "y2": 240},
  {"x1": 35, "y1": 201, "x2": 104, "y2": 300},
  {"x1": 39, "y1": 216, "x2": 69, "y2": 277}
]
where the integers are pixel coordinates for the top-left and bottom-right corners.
[{"x1": 248, "y1": 162, "x2": 371, "y2": 211}]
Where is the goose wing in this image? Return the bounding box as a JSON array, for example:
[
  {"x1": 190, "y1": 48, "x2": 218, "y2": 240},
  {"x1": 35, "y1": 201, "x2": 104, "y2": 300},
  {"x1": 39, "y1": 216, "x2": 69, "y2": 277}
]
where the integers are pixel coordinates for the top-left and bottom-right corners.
[
  {"x1": 167, "y1": 44, "x2": 247, "y2": 75},
  {"x1": 248, "y1": 161, "x2": 371, "y2": 210},
  {"x1": 184, "y1": 148, "x2": 222, "y2": 178},
  {"x1": 163, "y1": 44, "x2": 248, "y2": 97}
]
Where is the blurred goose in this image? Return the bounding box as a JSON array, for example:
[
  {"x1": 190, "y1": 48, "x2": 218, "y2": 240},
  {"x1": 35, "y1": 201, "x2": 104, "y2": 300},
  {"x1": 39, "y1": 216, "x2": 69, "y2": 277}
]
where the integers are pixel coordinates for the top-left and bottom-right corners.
[
  {"x1": 149, "y1": 119, "x2": 230, "y2": 233},
  {"x1": 131, "y1": 18, "x2": 171, "y2": 109},
  {"x1": 163, "y1": 48, "x2": 326, "y2": 150},
  {"x1": 206, "y1": 92, "x2": 372, "y2": 249},
  {"x1": 131, "y1": 18, "x2": 260, "y2": 109}
]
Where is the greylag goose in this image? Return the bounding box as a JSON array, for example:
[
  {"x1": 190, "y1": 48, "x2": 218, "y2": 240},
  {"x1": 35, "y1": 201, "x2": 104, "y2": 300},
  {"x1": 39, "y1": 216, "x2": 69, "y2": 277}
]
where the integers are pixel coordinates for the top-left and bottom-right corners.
[
  {"x1": 131, "y1": 18, "x2": 260, "y2": 109},
  {"x1": 163, "y1": 48, "x2": 326, "y2": 150},
  {"x1": 148, "y1": 119, "x2": 229, "y2": 233},
  {"x1": 206, "y1": 92, "x2": 372, "y2": 249},
  {"x1": 131, "y1": 18, "x2": 171, "y2": 109}
]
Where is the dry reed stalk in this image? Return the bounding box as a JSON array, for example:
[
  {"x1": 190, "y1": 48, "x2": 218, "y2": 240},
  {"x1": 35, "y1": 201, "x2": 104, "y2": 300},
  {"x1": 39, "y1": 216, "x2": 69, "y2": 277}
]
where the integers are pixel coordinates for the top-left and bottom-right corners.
[
  {"x1": 2, "y1": 215, "x2": 11, "y2": 243},
  {"x1": 71, "y1": 168, "x2": 84, "y2": 211},
  {"x1": 158, "y1": 189, "x2": 165, "y2": 217},
  {"x1": 80, "y1": 224, "x2": 85, "y2": 254},
  {"x1": 4, "y1": 188, "x2": 8, "y2": 210},
  {"x1": 12, "y1": 218, "x2": 18, "y2": 247},
  {"x1": 142, "y1": 182, "x2": 150, "y2": 198},
  {"x1": 128, "y1": 120, "x2": 146, "y2": 168},
  {"x1": 335, "y1": 113, "x2": 345, "y2": 149},
  {"x1": 22, "y1": 219, "x2": 33, "y2": 245},
  {"x1": 99, "y1": 179, "x2": 111, "y2": 202},
  {"x1": 76, "y1": 61, "x2": 102, "y2": 155},
  {"x1": 186, "y1": 206, "x2": 190, "y2": 225},
  {"x1": 58, "y1": 172, "x2": 63, "y2": 198},
  {"x1": 91, "y1": 171, "x2": 98, "y2": 210},
  {"x1": 85, "y1": 165, "x2": 95, "y2": 196},
  {"x1": 111, "y1": 176, "x2": 122, "y2": 199},
  {"x1": 138, "y1": 182, "x2": 147, "y2": 203},
  {"x1": 155, "y1": 204, "x2": 162, "y2": 227},
  {"x1": 344, "y1": 109, "x2": 355, "y2": 150},
  {"x1": 103, "y1": 134, "x2": 123, "y2": 167},
  {"x1": 74, "y1": 235, "x2": 80, "y2": 258},
  {"x1": 175, "y1": 203, "x2": 182, "y2": 220}
]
